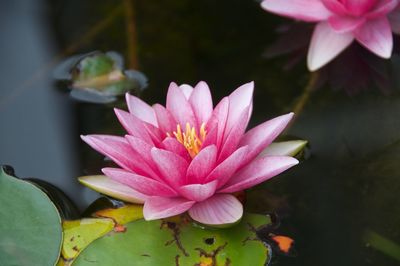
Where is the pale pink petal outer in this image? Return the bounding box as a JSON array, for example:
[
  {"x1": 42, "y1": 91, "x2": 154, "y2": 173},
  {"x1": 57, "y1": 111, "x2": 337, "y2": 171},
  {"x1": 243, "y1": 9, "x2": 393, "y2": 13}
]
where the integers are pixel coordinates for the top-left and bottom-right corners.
[
  {"x1": 143, "y1": 196, "x2": 195, "y2": 220},
  {"x1": 328, "y1": 16, "x2": 366, "y2": 33},
  {"x1": 188, "y1": 194, "x2": 243, "y2": 225},
  {"x1": 151, "y1": 147, "x2": 189, "y2": 188},
  {"x1": 81, "y1": 135, "x2": 158, "y2": 179},
  {"x1": 153, "y1": 104, "x2": 177, "y2": 135},
  {"x1": 114, "y1": 108, "x2": 153, "y2": 144},
  {"x1": 79, "y1": 175, "x2": 147, "y2": 204},
  {"x1": 307, "y1": 22, "x2": 354, "y2": 71},
  {"x1": 166, "y1": 82, "x2": 197, "y2": 128},
  {"x1": 354, "y1": 17, "x2": 393, "y2": 58},
  {"x1": 125, "y1": 93, "x2": 158, "y2": 126},
  {"x1": 239, "y1": 113, "x2": 294, "y2": 167},
  {"x1": 102, "y1": 168, "x2": 177, "y2": 197},
  {"x1": 179, "y1": 84, "x2": 194, "y2": 99},
  {"x1": 161, "y1": 137, "x2": 191, "y2": 162},
  {"x1": 367, "y1": 0, "x2": 399, "y2": 18},
  {"x1": 225, "y1": 82, "x2": 254, "y2": 134},
  {"x1": 179, "y1": 180, "x2": 218, "y2": 201},
  {"x1": 189, "y1": 81, "x2": 213, "y2": 127},
  {"x1": 205, "y1": 146, "x2": 249, "y2": 189},
  {"x1": 186, "y1": 145, "x2": 217, "y2": 184},
  {"x1": 220, "y1": 156, "x2": 299, "y2": 193},
  {"x1": 261, "y1": 0, "x2": 332, "y2": 22},
  {"x1": 389, "y1": 7, "x2": 400, "y2": 34}
]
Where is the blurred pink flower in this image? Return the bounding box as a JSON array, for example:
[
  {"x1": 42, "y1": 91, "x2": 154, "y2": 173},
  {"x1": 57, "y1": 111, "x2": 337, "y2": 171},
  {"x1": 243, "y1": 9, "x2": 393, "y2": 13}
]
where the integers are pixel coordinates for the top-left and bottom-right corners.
[
  {"x1": 81, "y1": 82, "x2": 298, "y2": 225},
  {"x1": 261, "y1": 0, "x2": 400, "y2": 71}
]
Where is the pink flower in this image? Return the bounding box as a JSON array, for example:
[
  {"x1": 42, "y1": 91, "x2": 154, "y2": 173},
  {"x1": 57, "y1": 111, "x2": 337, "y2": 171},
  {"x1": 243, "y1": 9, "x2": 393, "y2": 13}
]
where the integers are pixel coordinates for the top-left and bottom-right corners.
[
  {"x1": 80, "y1": 82, "x2": 298, "y2": 225},
  {"x1": 261, "y1": 0, "x2": 400, "y2": 71}
]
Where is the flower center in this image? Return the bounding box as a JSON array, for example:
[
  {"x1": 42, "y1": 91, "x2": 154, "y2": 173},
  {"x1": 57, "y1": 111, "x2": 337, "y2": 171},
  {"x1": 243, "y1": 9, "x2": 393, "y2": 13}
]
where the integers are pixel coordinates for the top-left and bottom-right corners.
[{"x1": 171, "y1": 123, "x2": 206, "y2": 158}]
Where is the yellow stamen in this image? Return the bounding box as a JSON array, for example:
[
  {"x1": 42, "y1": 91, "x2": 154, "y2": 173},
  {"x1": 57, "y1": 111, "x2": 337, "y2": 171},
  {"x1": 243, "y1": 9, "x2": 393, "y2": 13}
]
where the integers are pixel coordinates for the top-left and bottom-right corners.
[{"x1": 172, "y1": 122, "x2": 207, "y2": 158}]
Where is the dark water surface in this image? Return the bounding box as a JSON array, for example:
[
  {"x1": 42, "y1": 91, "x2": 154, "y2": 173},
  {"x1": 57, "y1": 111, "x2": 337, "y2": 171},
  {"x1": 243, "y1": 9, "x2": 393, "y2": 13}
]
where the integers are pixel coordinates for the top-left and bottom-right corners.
[{"x1": 1, "y1": 0, "x2": 400, "y2": 265}]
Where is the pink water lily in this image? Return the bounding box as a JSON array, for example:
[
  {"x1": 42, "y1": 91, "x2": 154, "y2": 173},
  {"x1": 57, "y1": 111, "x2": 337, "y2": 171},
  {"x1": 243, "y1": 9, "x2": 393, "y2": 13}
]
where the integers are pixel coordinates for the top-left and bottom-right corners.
[
  {"x1": 261, "y1": 0, "x2": 400, "y2": 71},
  {"x1": 81, "y1": 82, "x2": 299, "y2": 225}
]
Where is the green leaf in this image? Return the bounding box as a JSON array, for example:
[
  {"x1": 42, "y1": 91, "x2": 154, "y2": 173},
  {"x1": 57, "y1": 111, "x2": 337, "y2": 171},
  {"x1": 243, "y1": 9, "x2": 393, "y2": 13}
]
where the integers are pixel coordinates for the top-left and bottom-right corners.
[
  {"x1": 0, "y1": 166, "x2": 62, "y2": 266},
  {"x1": 76, "y1": 54, "x2": 116, "y2": 80},
  {"x1": 58, "y1": 218, "x2": 115, "y2": 266},
  {"x1": 58, "y1": 204, "x2": 144, "y2": 265},
  {"x1": 73, "y1": 213, "x2": 271, "y2": 266}
]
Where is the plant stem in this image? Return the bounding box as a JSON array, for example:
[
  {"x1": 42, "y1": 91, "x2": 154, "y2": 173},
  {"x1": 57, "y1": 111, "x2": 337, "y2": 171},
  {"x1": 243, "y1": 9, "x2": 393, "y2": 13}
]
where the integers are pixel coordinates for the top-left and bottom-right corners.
[
  {"x1": 292, "y1": 71, "x2": 319, "y2": 116},
  {"x1": 123, "y1": 0, "x2": 140, "y2": 69}
]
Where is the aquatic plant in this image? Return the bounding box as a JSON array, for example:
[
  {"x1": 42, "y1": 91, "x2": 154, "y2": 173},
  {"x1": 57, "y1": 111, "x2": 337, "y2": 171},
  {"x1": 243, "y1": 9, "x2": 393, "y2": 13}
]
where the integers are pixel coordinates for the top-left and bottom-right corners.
[
  {"x1": 261, "y1": 0, "x2": 400, "y2": 70},
  {"x1": 80, "y1": 82, "x2": 299, "y2": 225}
]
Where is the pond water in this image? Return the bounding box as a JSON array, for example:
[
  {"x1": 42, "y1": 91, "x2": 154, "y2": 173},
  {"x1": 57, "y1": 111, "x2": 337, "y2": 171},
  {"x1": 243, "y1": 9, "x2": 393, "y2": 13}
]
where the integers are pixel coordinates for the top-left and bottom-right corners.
[{"x1": 1, "y1": 0, "x2": 400, "y2": 265}]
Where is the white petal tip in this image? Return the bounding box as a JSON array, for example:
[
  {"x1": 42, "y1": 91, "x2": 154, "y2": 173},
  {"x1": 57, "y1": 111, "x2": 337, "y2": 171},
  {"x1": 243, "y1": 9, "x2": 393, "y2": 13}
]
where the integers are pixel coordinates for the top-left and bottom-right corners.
[
  {"x1": 261, "y1": 140, "x2": 308, "y2": 157},
  {"x1": 78, "y1": 175, "x2": 146, "y2": 204}
]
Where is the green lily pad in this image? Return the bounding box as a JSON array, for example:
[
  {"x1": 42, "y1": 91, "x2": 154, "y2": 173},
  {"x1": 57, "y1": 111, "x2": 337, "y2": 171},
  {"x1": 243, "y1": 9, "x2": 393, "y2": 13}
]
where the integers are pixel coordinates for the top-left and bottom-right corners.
[
  {"x1": 58, "y1": 203, "x2": 144, "y2": 265},
  {"x1": 73, "y1": 213, "x2": 271, "y2": 266},
  {"x1": 0, "y1": 166, "x2": 62, "y2": 266}
]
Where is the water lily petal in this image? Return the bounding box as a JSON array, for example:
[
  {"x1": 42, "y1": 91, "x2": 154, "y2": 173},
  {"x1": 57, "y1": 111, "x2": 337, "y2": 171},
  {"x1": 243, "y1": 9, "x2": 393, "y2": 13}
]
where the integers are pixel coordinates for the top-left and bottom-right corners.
[
  {"x1": 179, "y1": 84, "x2": 194, "y2": 99},
  {"x1": 189, "y1": 81, "x2": 213, "y2": 127},
  {"x1": 179, "y1": 180, "x2": 218, "y2": 201},
  {"x1": 321, "y1": 0, "x2": 348, "y2": 15},
  {"x1": 142, "y1": 122, "x2": 163, "y2": 146},
  {"x1": 81, "y1": 135, "x2": 158, "y2": 178},
  {"x1": 307, "y1": 22, "x2": 354, "y2": 71},
  {"x1": 114, "y1": 108, "x2": 153, "y2": 144},
  {"x1": 143, "y1": 196, "x2": 195, "y2": 220},
  {"x1": 102, "y1": 168, "x2": 177, "y2": 197},
  {"x1": 354, "y1": 17, "x2": 393, "y2": 58},
  {"x1": 186, "y1": 145, "x2": 217, "y2": 184},
  {"x1": 166, "y1": 82, "x2": 197, "y2": 128},
  {"x1": 201, "y1": 123, "x2": 218, "y2": 148},
  {"x1": 220, "y1": 156, "x2": 299, "y2": 193},
  {"x1": 344, "y1": 0, "x2": 378, "y2": 16},
  {"x1": 151, "y1": 147, "x2": 189, "y2": 188},
  {"x1": 79, "y1": 175, "x2": 147, "y2": 204},
  {"x1": 218, "y1": 106, "x2": 250, "y2": 163},
  {"x1": 125, "y1": 93, "x2": 158, "y2": 126},
  {"x1": 328, "y1": 16, "x2": 366, "y2": 33},
  {"x1": 239, "y1": 112, "x2": 294, "y2": 166},
  {"x1": 188, "y1": 194, "x2": 243, "y2": 225},
  {"x1": 261, "y1": 0, "x2": 332, "y2": 22},
  {"x1": 207, "y1": 97, "x2": 229, "y2": 149},
  {"x1": 153, "y1": 103, "x2": 177, "y2": 135},
  {"x1": 226, "y1": 82, "x2": 253, "y2": 133},
  {"x1": 161, "y1": 137, "x2": 191, "y2": 162},
  {"x1": 205, "y1": 146, "x2": 249, "y2": 188},
  {"x1": 125, "y1": 135, "x2": 160, "y2": 175}
]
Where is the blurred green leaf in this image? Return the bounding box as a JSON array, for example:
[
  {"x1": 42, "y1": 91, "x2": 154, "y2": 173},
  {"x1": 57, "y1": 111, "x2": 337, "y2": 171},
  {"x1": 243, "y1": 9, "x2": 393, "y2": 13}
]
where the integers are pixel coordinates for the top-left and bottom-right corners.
[{"x1": 0, "y1": 166, "x2": 62, "y2": 266}]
